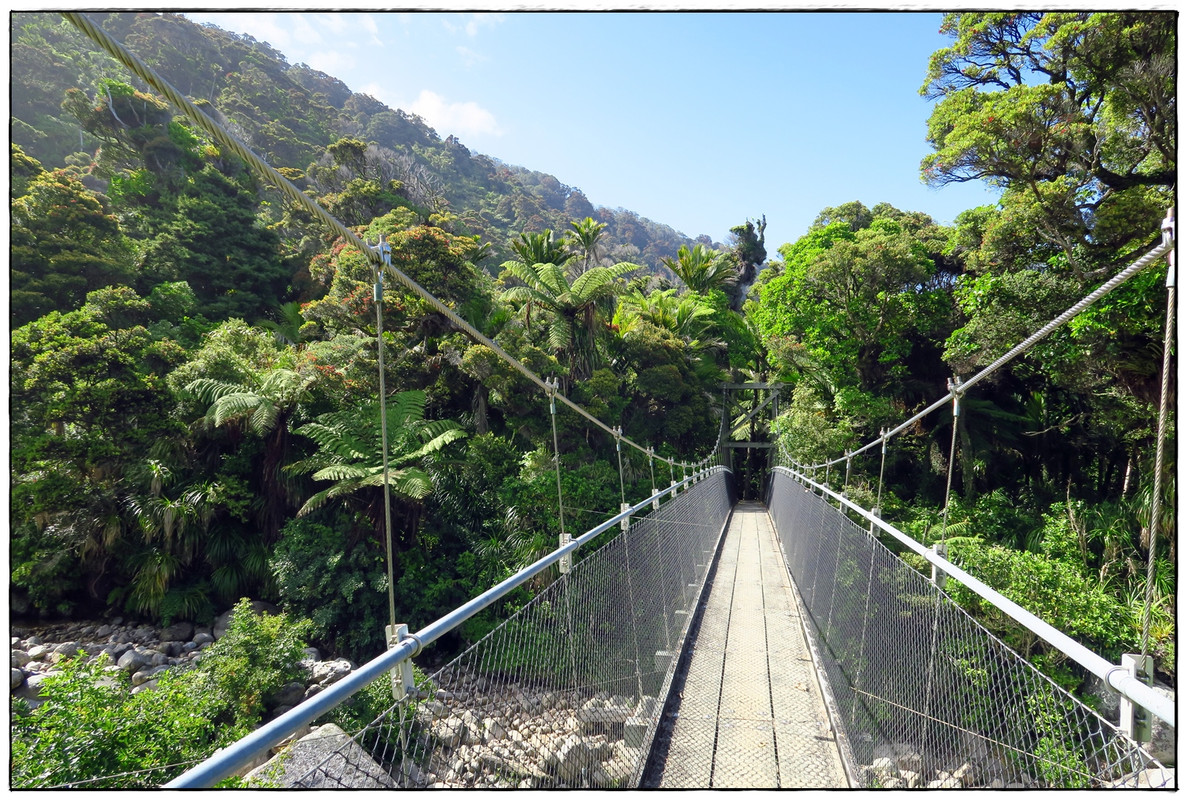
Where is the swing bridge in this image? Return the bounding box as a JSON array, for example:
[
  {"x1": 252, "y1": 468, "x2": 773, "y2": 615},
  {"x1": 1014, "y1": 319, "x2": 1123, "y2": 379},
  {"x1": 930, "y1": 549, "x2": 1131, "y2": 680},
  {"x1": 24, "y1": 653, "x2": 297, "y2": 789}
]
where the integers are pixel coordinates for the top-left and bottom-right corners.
[{"x1": 61, "y1": 13, "x2": 1176, "y2": 790}]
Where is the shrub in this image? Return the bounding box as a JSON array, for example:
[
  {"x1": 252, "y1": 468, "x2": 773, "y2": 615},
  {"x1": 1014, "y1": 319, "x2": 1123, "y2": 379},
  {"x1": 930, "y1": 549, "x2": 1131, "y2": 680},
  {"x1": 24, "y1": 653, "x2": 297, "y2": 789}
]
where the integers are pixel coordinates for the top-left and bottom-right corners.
[{"x1": 11, "y1": 599, "x2": 311, "y2": 788}]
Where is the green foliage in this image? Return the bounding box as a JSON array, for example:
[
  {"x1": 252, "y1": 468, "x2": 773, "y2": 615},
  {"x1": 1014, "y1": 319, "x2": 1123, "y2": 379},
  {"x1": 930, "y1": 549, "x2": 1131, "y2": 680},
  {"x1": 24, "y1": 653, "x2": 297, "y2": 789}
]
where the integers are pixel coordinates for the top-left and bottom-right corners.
[
  {"x1": 947, "y1": 540, "x2": 1135, "y2": 662},
  {"x1": 270, "y1": 518, "x2": 388, "y2": 660},
  {"x1": 11, "y1": 600, "x2": 311, "y2": 788}
]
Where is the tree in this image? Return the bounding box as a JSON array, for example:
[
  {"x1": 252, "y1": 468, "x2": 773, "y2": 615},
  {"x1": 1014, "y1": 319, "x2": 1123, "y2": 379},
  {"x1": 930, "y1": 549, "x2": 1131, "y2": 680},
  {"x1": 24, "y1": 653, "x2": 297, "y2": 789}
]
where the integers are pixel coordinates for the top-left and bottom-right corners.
[
  {"x1": 10, "y1": 147, "x2": 134, "y2": 326},
  {"x1": 186, "y1": 367, "x2": 316, "y2": 541},
  {"x1": 921, "y1": 12, "x2": 1175, "y2": 279},
  {"x1": 139, "y1": 165, "x2": 290, "y2": 320},
  {"x1": 565, "y1": 216, "x2": 608, "y2": 275},
  {"x1": 499, "y1": 254, "x2": 638, "y2": 383},
  {"x1": 287, "y1": 390, "x2": 466, "y2": 546},
  {"x1": 725, "y1": 215, "x2": 767, "y2": 311},
  {"x1": 662, "y1": 243, "x2": 733, "y2": 294},
  {"x1": 509, "y1": 229, "x2": 573, "y2": 271}
]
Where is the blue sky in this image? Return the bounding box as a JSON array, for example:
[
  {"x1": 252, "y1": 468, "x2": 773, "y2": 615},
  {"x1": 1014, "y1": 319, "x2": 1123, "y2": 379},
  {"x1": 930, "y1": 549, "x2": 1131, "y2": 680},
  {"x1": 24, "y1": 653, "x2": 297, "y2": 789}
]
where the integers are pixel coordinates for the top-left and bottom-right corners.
[{"x1": 184, "y1": 10, "x2": 1002, "y2": 254}]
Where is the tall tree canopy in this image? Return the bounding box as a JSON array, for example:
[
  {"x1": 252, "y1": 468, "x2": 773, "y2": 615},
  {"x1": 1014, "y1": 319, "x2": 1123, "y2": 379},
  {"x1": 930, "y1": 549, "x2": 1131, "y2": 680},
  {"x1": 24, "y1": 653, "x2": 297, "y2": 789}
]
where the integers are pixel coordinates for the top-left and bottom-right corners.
[{"x1": 921, "y1": 12, "x2": 1175, "y2": 279}]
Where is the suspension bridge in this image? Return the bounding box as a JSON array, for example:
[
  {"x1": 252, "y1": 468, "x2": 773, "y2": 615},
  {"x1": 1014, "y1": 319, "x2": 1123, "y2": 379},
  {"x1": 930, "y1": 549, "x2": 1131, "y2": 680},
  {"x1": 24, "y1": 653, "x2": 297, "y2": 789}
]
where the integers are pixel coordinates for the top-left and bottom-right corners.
[{"x1": 58, "y1": 12, "x2": 1177, "y2": 790}]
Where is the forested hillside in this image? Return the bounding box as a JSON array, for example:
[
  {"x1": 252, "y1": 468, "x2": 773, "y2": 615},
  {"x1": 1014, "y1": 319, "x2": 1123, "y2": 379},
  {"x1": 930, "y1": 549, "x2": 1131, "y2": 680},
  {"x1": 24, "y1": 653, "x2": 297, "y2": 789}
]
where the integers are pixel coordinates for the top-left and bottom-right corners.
[{"x1": 9, "y1": 12, "x2": 1176, "y2": 772}]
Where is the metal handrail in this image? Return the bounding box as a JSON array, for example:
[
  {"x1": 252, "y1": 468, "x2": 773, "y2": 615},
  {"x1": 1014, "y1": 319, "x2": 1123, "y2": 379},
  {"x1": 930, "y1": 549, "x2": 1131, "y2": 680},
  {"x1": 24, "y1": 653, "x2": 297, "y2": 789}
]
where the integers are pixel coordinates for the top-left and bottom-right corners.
[
  {"x1": 772, "y1": 466, "x2": 1175, "y2": 728},
  {"x1": 166, "y1": 466, "x2": 730, "y2": 787}
]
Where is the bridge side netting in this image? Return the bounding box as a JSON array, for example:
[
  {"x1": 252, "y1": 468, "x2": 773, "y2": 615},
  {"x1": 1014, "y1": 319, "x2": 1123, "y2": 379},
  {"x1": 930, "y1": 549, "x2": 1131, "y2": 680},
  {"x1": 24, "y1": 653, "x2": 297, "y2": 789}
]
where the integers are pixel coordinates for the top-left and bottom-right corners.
[
  {"x1": 766, "y1": 469, "x2": 1168, "y2": 789},
  {"x1": 277, "y1": 470, "x2": 732, "y2": 788}
]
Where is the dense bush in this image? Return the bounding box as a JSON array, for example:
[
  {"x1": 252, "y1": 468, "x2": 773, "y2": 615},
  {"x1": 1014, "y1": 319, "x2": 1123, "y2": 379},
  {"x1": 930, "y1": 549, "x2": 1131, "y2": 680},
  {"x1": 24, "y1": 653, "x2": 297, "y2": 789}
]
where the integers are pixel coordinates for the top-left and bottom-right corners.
[{"x1": 11, "y1": 599, "x2": 311, "y2": 788}]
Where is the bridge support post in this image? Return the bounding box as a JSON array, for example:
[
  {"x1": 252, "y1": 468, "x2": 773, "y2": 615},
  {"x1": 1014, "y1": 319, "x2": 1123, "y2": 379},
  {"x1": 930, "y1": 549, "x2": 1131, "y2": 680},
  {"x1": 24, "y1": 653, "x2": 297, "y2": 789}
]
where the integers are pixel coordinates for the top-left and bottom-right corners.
[
  {"x1": 385, "y1": 623, "x2": 416, "y2": 702},
  {"x1": 620, "y1": 502, "x2": 631, "y2": 533},
  {"x1": 1118, "y1": 653, "x2": 1154, "y2": 744},
  {"x1": 930, "y1": 542, "x2": 948, "y2": 590},
  {"x1": 559, "y1": 532, "x2": 572, "y2": 574}
]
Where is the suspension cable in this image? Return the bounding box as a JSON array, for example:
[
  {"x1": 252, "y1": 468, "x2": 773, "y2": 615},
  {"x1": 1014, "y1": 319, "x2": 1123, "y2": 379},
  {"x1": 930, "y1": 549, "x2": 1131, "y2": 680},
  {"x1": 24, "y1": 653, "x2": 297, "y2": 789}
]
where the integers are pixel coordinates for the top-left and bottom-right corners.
[
  {"x1": 546, "y1": 379, "x2": 566, "y2": 540},
  {"x1": 1142, "y1": 209, "x2": 1176, "y2": 659},
  {"x1": 939, "y1": 378, "x2": 961, "y2": 544},
  {"x1": 61, "y1": 11, "x2": 721, "y2": 481},
  {"x1": 808, "y1": 234, "x2": 1176, "y2": 470},
  {"x1": 370, "y1": 238, "x2": 398, "y2": 632}
]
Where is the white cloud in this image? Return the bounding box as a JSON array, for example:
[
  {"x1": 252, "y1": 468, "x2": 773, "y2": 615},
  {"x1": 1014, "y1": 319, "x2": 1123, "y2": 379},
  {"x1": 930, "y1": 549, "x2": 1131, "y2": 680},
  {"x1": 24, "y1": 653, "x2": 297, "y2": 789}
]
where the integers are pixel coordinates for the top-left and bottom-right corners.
[
  {"x1": 443, "y1": 12, "x2": 504, "y2": 38},
  {"x1": 306, "y1": 49, "x2": 357, "y2": 76},
  {"x1": 290, "y1": 14, "x2": 324, "y2": 46},
  {"x1": 409, "y1": 90, "x2": 503, "y2": 138},
  {"x1": 465, "y1": 13, "x2": 504, "y2": 37},
  {"x1": 187, "y1": 13, "x2": 295, "y2": 51},
  {"x1": 456, "y1": 45, "x2": 487, "y2": 68}
]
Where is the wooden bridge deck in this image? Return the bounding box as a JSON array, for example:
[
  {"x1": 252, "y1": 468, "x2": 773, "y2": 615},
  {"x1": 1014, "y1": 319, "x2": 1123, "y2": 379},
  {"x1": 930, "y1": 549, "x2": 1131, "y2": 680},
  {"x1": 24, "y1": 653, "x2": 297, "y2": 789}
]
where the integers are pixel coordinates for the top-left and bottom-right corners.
[{"x1": 653, "y1": 501, "x2": 849, "y2": 788}]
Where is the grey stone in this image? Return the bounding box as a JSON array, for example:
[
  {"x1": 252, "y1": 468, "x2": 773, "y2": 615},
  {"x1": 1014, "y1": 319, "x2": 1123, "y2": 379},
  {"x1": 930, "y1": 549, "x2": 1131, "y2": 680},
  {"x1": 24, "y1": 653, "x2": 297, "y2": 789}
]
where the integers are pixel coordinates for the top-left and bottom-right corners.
[
  {"x1": 150, "y1": 652, "x2": 168, "y2": 667},
  {"x1": 26, "y1": 635, "x2": 42, "y2": 646},
  {"x1": 131, "y1": 668, "x2": 156, "y2": 687},
  {"x1": 554, "y1": 737, "x2": 594, "y2": 784},
  {"x1": 26, "y1": 644, "x2": 49, "y2": 660},
  {"x1": 54, "y1": 641, "x2": 82, "y2": 656},
  {"x1": 12, "y1": 667, "x2": 26, "y2": 690},
  {"x1": 95, "y1": 624, "x2": 113, "y2": 638},
  {"x1": 483, "y1": 717, "x2": 507, "y2": 743},
  {"x1": 311, "y1": 658, "x2": 352, "y2": 686},
  {"x1": 270, "y1": 681, "x2": 306, "y2": 709},
  {"x1": 12, "y1": 650, "x2": 31, "y2": 668},
  {"x1": 245, "y1": 724, "x2": 396, "y2": 788},
  {"x1": 131, "y1": 679, "x2": 159, "y2": 695},
  {"x1": 117, "y1": 649, "x2": 150, "y2": 673},
  {"x1": 160, "y1": 622, "x2": 194, "y2": 642},
  {"x1": 182, "y1": 641, "x2": 199, "y2": 653},
  {"x1": 11, "y1": 637, "x2": 20, "y2": 648},
  {"x1": 432, "y1": 717, "x2": 466, "y2": 748},
  {"x1": 302, "y1": 646, "x2": 321, "y2": 662},
  {"x1": 14, "y1": 673, "x2": 48, "y2": 707}
]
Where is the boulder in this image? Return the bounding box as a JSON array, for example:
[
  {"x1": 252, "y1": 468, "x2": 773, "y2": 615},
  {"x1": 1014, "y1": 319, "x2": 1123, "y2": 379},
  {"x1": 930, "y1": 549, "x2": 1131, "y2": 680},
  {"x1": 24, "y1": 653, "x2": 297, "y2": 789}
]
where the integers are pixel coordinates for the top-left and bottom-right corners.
[
  {"x1": 311, "y1": 659, "x2": 352, "y2": 686},
  {"x1": 192, "y1": 632, "x2": 215, "y2": 647},
  {"x1": 53, "y1": 641, "x2": 83, "y2": 656},
  {"x1": 12, "y1": 667, "x2": 25, "y2": 690},
  {"x1": 12, "y1": 650, "x2": 31, "y2": 668},
  {"x1": 131, "y1": 679, "x2": 160, "y2": 695},
  {"x1": 160, "y1": 622, "x2": 194, "y2": 642},
  {"x1": 117, "y1": 649, "x2": 150, "y2": 673},
  {"x1": 554, "y1": 737, "x2": 595, "y2": 784},
  {"x1": 26, "y1": 644, "x2": 49, "y2": 660},
  {"x1": 13, "y1": 673, "x2": 48, "y2": 708},
  {"x1": 270, "y1": 681, "x2": 307, "y2": 710},
  {"x1": 95, "y1": 624, "x2": 113, "y2": 639}
]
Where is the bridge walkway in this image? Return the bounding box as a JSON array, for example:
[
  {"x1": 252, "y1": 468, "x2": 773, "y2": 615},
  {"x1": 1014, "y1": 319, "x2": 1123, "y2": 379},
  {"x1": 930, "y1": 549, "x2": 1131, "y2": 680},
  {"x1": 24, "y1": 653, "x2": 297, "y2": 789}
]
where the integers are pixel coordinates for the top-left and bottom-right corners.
[{"x1": 653, "y1": 501, "x2": 848, "y2": 788}]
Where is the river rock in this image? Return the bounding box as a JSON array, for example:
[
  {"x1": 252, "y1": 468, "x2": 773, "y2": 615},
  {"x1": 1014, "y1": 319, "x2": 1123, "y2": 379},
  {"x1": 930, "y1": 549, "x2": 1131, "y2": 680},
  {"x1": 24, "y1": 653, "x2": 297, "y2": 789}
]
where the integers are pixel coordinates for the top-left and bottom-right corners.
[
  {"x1": 95, "y1": 624, "x2": 113, "y2": 639},
  {"x1": 193, "y1": 632, "x2": 215, "y2": 647},
  {"x1": 117, "y1": 649, "x2": 150, "y2": 673},
  {"x1": 271, "y1": 681, "x2": 307, "y2": 709},
  {"x1": 53, "y1": 641, "x2": 82, "y2": 656},
  {"x1": 311, "y1": 659, "x2": 352, "y2": 686},
  {"x1": 131, "y1": 678, "x2": 159, "y2": 695},
  {"x1": 12, "y1": 650, "x2": 31, "y2": 668},
  {"x1": 12, "y1": 667, "x2": 26, "y2": 690},
  {"x1": 160, "y1": 622, "x2": 194, "y2": 642}
]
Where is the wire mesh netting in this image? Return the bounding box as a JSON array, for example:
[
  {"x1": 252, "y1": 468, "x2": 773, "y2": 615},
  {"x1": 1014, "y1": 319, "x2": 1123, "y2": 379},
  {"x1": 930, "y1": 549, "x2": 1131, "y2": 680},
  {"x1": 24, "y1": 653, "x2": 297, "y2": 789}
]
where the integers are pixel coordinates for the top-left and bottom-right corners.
[
  {"x1": 269, "y1": 470, "x2": 733, "y2": 788},
  {"x1": 765, "y1": 468, "x2": 1172, "y2": 789}
]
